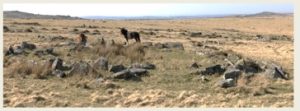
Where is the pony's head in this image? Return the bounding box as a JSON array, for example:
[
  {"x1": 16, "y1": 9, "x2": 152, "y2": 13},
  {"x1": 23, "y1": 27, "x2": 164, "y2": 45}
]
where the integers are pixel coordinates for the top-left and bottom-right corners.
[
  {"x1": 120, "y1": 28, "x2": 128, "y2": 37},
  {"x1": 80, "y1": 33, "x2": 85, "y2": 38}
]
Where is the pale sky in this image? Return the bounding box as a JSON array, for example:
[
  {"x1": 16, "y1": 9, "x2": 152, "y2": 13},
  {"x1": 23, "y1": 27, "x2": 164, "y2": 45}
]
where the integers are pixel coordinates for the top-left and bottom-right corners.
[{"x1": 3, "y1": 3, "x2": 293, "y2": 17}]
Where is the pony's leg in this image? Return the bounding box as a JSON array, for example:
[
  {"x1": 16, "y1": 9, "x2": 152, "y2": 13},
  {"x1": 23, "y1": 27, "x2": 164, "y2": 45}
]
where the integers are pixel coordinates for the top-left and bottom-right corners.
[
  {"x1": 126, "y1": 38, "x2": 129, "y2": 45},
  {"x1": 136, "y1": 37, "x2": 141, "y2": 42}
]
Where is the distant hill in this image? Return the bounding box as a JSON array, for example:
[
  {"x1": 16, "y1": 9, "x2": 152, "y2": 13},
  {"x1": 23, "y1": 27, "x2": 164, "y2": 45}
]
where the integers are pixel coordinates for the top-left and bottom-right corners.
[
  {"x1": 81, "y1": 15, "x2": 228, "y2": 20},
  {"x1": 232, "y1": 11, "x2": 293, "y2": 17},
  {"x1": 82, "y1": 12, "x2": 293, "y2": 20},
  {"x1": 4, "y1": 11, "x2": 82, "y2": 20},
  {"x1": 3, "y1": 11, "x2": 293, "y2": 20}
]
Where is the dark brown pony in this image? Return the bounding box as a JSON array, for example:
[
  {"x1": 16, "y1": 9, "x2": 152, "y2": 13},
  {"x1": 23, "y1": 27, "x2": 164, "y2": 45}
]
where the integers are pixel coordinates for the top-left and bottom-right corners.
[
  {"x1": 77, "y1": 33, "x2": 88, "y2": 46},
  {"x1": 120, "y1": 28, "x2": 141, "y2": 44}
]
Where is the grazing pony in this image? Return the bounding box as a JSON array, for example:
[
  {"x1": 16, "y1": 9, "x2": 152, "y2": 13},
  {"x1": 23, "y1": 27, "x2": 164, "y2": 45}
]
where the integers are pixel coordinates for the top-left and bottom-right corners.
[
  {"x1": 77, "y1": 33, "x2": 88, "y2": 46},
  {"x1": 120, "y1": 28, "x2": 141, "y2": 44}
]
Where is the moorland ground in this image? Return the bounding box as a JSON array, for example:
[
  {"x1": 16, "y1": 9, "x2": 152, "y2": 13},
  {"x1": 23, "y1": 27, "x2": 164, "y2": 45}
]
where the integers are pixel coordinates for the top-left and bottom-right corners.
[{"x1": 3, "y1": 16, "x2": 293, "y2": 107}]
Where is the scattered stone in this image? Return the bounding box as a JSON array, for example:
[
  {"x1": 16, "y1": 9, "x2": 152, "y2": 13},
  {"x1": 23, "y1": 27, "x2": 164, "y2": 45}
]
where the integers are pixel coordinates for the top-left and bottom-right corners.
[
  {"x1": 235, "y1": 59, "x2": 262, "y2": 73},
  {"x1": 111, "y1": 68, "x2": 147, "y2": 80},
  {"x1": 265, "y1": 64, "x2": 288, "y2": 80},
  {"x1": 154, "y1": 43, "x2": 165, "y2": 49},
  {"x1": 14, "y1": 46, "x2": 24, "y2": 54},
  {"x1": 69, "y1": 61, "x2": 92, "y2": 75},
  {"x1": 225, "y1": 52, "x2": 242, "y2": 64},
  {"x1": 112, "y1": 69, "x2": 131, "y2": 79},
  {"x1": 24, "y1": 28, "x2": 33, "y2": 32},
  {"x1": 73, "y1": 28, "x2": 79, "y2": 32},
  {"x1": 93, "y1": 57, "x2": 109, "y2": 70},
  {"x1": 142, "y1": 63, "x2": 156, "y2": 70},
  {"x1": 4, "y1": 26, "x2": 9, "y2": 32},
  {"x1": 256, "y1": 34, "x2": 263, "y2": 39},
  {"x1": 50, "y1": 36, "x2": 66, "y2": 41},
  {"x1": 223, "y1": 68, "x2": 242, "y2": 80},
  {"x1": 129, "y1": 68, "x2": 149, "y2": 76},
  {"x1": 21, "y1": 42, "x2": 36, "y2": 50},
  {"x1": 52, "y1": 70, "x2": 66, "y2": 78},
  {"x1": 190, "y1": 32, "x2": 202, "y2": 37},
  {"x1": 5, "y1": 46, "x2": 14, "y2": 56},
  {"x1": 92, "y1": 30, "x2": 101, "y2": 35},
  {"x1": 41, "y1": 27, "x2": 48, "y2": 30},
  {"x1": 200, "y1": 64, "x2": 226, "y2": 75},
  {"x1": 164, "y1": 42, "x2": 184, "y2": 50},
  {"x1": 130, "y1": 62, "x2": 156, "y2": 70},
  {"x1": 33, "y1": 49, "x2": 45, "y2": 56},
  {"x1": 51, "y1": 57, "x2": 64, "y2": 71},
  {"x1": 208, "y1": 32, "x2": 222, "y2": 38},
  {"x1": 109, "y1": 64, "x2": 127, "y2": 73},
  {"x1": 37, "y1": 35, "x2": 45, "y2": 39},
  {"x1": 203, "y1": 45, "x2": 219, "y2": 51},
  {"x1": 193, "y1": 41, "x2": 204, "y2": 47},
  {"x1": 190, "y1": 62, "x2": 199, "y2": 68},
  {"x1": 220, "y1": 78, "x2": 235, "y2": 88},
  {"x1": 46, "y1": 48, "x2": 54, "y2": 54},
  {"x1": 33, "y1": 48, "x2": 54, "y2": 56}
]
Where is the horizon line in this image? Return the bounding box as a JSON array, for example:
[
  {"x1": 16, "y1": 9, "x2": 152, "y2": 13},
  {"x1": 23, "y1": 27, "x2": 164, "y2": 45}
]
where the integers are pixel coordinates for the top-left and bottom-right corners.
[{"x1": 4, "y1": 10, "x2": 294, "y2": 18}]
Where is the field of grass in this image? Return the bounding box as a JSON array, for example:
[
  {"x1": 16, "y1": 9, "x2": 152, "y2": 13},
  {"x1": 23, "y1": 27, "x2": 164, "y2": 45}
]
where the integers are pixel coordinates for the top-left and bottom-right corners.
[{"x1": 3, "y1": 16, "x2": 293, "y2": 107}]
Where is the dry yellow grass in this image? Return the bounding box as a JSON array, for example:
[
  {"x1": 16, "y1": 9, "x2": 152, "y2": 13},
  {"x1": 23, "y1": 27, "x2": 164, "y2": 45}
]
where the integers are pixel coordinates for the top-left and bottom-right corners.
[{"x1": 3, "y1": 16, "x2": 293, "y2": 107}]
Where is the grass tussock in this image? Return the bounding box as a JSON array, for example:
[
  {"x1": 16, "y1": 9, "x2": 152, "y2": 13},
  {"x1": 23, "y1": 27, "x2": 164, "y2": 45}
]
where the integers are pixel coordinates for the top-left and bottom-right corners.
[
  {"x1": 8, "y1": 60, "x2": 51, "y2": 79},
  {"x1": 95, "y1": 43, "x2": 145, "y2": 63}
]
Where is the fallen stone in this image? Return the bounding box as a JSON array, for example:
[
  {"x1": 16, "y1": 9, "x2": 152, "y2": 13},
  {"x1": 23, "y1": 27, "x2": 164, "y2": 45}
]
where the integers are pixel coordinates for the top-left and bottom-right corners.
[
  {"x1": 200, "y1": 64, "x2": 225, "y2": 75},
  {"x1": 50, "y1": 36, "x2": 66, "y2": 41},
  {"x1": 265, "y1": 64, "x2": 288, "y2": 80},
  {"x1": 24, "y1": 28, "x2": 33, "y2": 32},
  {"x1": 109, "y1": 64, "x2": 126, "y2": 73},
  {"x1": 164, "y1": 42, "x2": 184, "y2": 50},
  {"x1": 142, "y1": 62, "x2": 156, "y2": 70},
  {"x1": 51, "y1": 57, "x2": 64, "y2": 71},
  {"x1": 190, "y1": 32, "x2": 202, "y2": 37},
  {"x1": 235, "y1": 59, "x2": 262, "y2": 74},
  {"x1": 129, "y1": 68, "x2": 149, "y2": 76},
  {"x1": 112, "y1": 69, "x2": 131, "y2": 79},
  {"x1": 69, "y1": 61, "x2": 92, "y2": 75},
  {"x1": 21, "y1": 42, "x2": 36, "y2": 50},
  {"x1": 5, "y1": 46, "x2": 14, "y2": 56},
  {"x1": 193, "y1": 41, "x2": 204, "y2": 47},
  {"x1": 14, "y1": 46, "x2": 24, "y2": 54},
  {"x1": 223, "y1": 68, "x2": 242, "y2": 80},
  {"x1": 130, "y1": 62, "x2": 156, "y2": 70},
  {"x1": 33, "y1": 49, "x2": 45, "y2": 56},
  {"x1": 154, "y1": 43, "x2": 166, "y2": 49},
  {"x1": 33, "y1": 48, "x2": 55, "y2": 56},
  {"x1": 93, "y1": 57, "x2": 109, "y2": 70},
  {"x1": 52, "y1": 70, "x2": 66, "y2": 78},
  {"x1": 4, "y1": 26, "x2": 9, "y2": 32},
  {"x1": 46, "y1": 48, "x2": 54, "y2": 54},
  {"x1": 220, "y1": 78, "x2": 235, "y2": 88}
]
